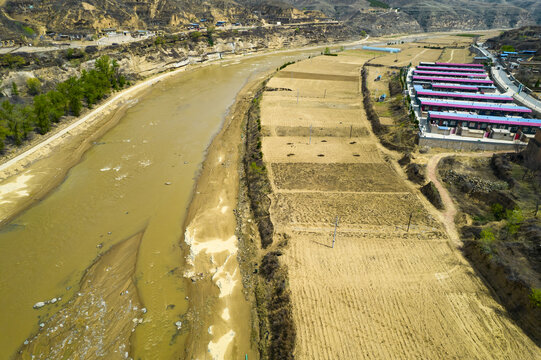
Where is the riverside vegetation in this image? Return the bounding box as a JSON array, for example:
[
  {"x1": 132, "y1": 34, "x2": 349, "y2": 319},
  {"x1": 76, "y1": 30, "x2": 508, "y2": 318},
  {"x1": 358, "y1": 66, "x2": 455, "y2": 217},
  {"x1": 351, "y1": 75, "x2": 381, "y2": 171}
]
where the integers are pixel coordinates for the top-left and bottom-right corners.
[{"x1": 0, "y1": 55, "x2": 126, "y2": 152}]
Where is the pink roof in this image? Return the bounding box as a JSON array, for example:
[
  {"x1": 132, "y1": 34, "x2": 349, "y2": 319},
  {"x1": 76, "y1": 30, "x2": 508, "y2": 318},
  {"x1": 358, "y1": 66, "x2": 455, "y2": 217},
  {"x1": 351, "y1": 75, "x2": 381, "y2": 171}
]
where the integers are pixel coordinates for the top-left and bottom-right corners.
[
  {"x1": 429, "y1": 113, "x2": 539, "y2": 127},
  {"x1": 432, "y1": 84, "x2": 479, "y2": 91},
  {"x1": 435, "y1": 62, "x2": 484, "y2": 68},
  {"x1": 414, "y1": 70, "x2": 487, "y2": 78},
  {"x1": 416, "y1": 91, "x2": 513, "y2": 102},
  {"x1": 417, "y1": 66, "x2": 485, "y2": 73},
  {"x1": 420, "y1": 100, "x2": 531, "y2": 113},
  {"x1": 413, "y1": 76, "x2": 493, "y2": 84}
]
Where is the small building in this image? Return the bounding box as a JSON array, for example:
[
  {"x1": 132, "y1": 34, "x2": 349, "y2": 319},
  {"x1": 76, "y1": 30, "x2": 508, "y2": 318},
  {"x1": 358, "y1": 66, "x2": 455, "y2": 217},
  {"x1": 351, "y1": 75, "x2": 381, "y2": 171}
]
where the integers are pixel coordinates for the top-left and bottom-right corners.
[
  {"x1": 473, "y1": 56, "x2": 489, "y2": 64},
  {"x1": 427, "y1": 111, "x2": 541, "y2": 135},
  {"x1": 434, "y1": 62, "x2": 484, "y2": 69},
  {"x1": 216, "y1": 21, "x2": 226, "y2": 27},
  {"x1": 412, "y1": 75, "x2": 494, "y2": 86},
  {"x1": 413, "y1": 70, "x2": 488, "y2": 78},
  {"x1": 362, "y1": 46, "x2": 401, "y2": 53},
  {"x1": 413, "y1": 85, "x2": 513, "y2": 103},
  {"x1": 101, "y1": 28, "x2": 117, "y2": 36},
  {"x1": 417, "y1": 65, "x2": 485, "y2": 73},
  {"x1": 418, "y1": 98, "x2": 532, "y2": 117}
]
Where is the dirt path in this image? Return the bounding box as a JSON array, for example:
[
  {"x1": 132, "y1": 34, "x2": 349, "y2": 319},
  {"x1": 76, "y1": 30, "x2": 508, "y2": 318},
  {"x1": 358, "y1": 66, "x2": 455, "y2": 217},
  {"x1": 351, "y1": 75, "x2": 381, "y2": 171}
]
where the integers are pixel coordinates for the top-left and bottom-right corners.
[
  {"x1": 426, "y1": 151, "x2": 504, "y2": 246},
  {"x1": 260, "y1": 53, "x2": 540, "y2": 359}
]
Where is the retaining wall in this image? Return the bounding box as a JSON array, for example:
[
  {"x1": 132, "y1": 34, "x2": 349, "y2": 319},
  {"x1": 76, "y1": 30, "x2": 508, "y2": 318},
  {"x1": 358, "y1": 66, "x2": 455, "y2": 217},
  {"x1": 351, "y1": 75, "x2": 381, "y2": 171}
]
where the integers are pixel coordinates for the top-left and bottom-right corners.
[{"x1": 419, "y1": 136, "x2": 527, "y2": 151}]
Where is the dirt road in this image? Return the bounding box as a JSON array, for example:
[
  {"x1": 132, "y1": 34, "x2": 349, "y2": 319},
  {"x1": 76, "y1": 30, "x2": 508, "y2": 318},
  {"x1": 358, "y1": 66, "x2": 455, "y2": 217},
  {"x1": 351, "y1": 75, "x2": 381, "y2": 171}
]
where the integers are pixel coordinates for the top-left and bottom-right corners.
[{"x1": 260, "y1": 53, "x2": 540, "y2": 358}]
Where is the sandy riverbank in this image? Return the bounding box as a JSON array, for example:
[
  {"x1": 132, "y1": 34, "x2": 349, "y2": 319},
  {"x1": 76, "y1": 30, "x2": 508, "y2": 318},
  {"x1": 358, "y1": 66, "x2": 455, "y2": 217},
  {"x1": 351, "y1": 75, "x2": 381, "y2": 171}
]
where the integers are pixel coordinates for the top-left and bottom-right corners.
[{"x1": 179, "y1": 70, "x2": 274, "y2": 360}]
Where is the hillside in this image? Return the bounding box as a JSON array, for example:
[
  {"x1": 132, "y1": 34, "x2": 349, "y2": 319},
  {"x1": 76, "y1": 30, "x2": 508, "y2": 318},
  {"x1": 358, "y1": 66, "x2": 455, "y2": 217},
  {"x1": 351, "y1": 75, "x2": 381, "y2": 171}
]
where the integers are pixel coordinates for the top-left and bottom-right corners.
[{"x1": 1, "y1": 0, "x2": 541, "y2": 40}]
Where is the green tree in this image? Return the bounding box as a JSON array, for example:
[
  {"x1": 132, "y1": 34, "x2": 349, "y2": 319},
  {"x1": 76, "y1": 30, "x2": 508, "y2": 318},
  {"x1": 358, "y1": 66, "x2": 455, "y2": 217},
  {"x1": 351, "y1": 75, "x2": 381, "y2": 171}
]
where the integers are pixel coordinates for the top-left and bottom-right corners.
[
  {"x1": 11, "y1": 82, "x2": 18, "y2": 96},
  {"x1": 33, "y1": 94, "x2": 51, "y2": 134},
  {"x1": 535, "y1": 79, "x2": 540, "y2": 88},
  {"x1": 0, "y1": 100, "x2": 31, "y2": 145},
  {"x1": 46, "y1": 90, "x2": 67, "y2": 122},
  {"x1": 26, "y1": 77, "x2": 41, "y2": 95},
  {"x1": 505, "y1": 208, "x2": 524, "y2": 236},
  {"x1": 0, "y1": 121, "x2": 7, "y2": 152},
  {"x1": 57, "y1": 77, "x2": 83, "y2": 116}
]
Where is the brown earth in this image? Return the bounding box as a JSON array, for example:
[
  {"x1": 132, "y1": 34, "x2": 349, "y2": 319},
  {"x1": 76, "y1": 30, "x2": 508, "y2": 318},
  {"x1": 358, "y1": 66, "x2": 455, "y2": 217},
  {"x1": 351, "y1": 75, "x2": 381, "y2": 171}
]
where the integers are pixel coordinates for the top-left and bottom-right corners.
[{"x1": 259, "y1": 50, "x2": 540, "y2": 358}]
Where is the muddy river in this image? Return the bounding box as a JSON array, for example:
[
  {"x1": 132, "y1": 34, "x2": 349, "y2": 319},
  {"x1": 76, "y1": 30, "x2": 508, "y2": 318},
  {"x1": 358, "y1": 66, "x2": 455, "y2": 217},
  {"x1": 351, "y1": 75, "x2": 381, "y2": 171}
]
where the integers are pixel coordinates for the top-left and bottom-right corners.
[{"x1": 0, "y1": 49, "x2": 327, "y2": 359}]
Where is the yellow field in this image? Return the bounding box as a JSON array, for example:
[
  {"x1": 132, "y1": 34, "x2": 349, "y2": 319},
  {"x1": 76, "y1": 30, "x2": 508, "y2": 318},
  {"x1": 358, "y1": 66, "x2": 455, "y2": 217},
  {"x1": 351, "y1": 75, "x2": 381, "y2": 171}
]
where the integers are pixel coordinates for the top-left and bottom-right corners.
[{"x1": 259, "y1": 51, "x2": 540, "y2": 358}]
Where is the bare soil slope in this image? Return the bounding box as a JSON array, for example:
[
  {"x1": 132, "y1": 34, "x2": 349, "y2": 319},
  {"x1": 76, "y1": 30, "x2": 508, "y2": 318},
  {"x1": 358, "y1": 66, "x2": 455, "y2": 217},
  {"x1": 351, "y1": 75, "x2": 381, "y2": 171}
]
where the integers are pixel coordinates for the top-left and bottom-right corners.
[{"x1": 260, "y1": 53, "x2": 540, "y2": 358}]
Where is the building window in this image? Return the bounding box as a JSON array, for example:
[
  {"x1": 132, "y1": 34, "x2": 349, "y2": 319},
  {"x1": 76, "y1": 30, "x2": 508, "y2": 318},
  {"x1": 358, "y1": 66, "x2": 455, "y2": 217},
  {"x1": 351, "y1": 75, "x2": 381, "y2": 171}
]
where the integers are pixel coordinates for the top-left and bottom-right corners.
[
  {"x1": 480, "y1": 123, "x2": 487, "y2": 129},
  {"x1": 469, "y1": 122, "x2": 475, "y2": 128}
]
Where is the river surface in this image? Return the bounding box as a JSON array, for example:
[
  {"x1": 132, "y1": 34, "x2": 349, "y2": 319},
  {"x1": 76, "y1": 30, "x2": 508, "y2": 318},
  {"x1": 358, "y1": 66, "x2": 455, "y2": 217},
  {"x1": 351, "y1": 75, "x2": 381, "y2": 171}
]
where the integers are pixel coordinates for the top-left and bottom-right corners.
[{"x1": 0, "y1": 49, "x2": 325, "y2": 359}]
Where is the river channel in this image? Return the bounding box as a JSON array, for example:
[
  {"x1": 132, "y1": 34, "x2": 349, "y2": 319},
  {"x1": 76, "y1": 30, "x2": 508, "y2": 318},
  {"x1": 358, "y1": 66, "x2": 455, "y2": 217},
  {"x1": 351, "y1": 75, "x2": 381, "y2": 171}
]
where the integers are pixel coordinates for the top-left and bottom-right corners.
[{"x1": 0, "y1": 48, "x2": 330, "y2": 359}]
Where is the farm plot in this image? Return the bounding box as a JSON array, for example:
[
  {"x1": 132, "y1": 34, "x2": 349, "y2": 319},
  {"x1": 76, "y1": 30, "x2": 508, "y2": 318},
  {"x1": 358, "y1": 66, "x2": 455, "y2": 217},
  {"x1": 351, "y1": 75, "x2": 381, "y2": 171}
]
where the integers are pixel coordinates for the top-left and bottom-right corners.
[
  {"x1": 284, "y1": 232, "x2": 539, "y2": 360},
  {"x1": 280, "y1": 56, "x2": 362, "y2": 76},
  {"x1": 262, "y1": 137, "x2": 380, "y2": 164},
  {"x1": 270, "y1": 163, "x2": 409, "y2": 192},
  {"x1": 261, "y1": 100, "x2": 362, "y2": 129},
  {"x1": 270, "y1": 192, "x2": 441, "y2": 229},
  {"x1": 266, "y1": 77, "x2": 358, "y2": 99},
  {"x1": 258, "y1": 50, "x2": 540, "y2": 359},
  {"x1": 369, "y1": 46, "x2": 442, "y2": 66}
]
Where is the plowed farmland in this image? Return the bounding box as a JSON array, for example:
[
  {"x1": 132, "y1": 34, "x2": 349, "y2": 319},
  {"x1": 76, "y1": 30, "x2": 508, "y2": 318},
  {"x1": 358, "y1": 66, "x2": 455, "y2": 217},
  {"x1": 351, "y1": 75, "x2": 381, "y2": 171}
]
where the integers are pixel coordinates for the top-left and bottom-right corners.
[{"x1": 259, "y1": 53, "x2": 540, "y2": 358}]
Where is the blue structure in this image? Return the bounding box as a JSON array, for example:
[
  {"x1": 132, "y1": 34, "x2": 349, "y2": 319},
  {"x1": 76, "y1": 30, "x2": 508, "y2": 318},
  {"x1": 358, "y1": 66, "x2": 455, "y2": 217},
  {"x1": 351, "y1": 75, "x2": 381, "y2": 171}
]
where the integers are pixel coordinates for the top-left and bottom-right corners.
[{"x1": 362, "y1": 46, "x2": 401, "y2": 53}]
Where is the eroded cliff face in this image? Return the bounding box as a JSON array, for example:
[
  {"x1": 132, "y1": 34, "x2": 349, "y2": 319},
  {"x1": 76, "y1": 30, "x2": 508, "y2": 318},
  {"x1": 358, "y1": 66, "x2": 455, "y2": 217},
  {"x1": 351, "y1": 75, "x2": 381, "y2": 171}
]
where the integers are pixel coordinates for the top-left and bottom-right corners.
[
  {"x1": 386, "y1": 0, "x2": 538, "y2": 31},
  {"x1": 347, "y1": 10, "x2": 422, "y2": 36},
  {"x1": 2, "y1": 0, "x2": 260, "y2": 34},
  {"x1": 0, "y1": 24, "x2": 356, "y2": 95}
]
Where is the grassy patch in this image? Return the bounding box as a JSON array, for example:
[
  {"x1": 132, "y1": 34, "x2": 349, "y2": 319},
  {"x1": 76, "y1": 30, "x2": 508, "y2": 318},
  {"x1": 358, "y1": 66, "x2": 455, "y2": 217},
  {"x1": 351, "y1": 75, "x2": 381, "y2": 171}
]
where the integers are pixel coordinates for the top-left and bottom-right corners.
[{"x1": 368, "y1": 0, "x2": 390, "y2": 8}]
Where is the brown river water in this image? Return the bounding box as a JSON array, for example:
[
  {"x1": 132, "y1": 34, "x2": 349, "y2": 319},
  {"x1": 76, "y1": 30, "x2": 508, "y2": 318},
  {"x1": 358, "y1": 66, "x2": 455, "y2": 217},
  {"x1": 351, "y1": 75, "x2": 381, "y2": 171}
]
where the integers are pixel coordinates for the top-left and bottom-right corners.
[{"x1": 0, "y1": 49, "x2": 327, "y2": 359}]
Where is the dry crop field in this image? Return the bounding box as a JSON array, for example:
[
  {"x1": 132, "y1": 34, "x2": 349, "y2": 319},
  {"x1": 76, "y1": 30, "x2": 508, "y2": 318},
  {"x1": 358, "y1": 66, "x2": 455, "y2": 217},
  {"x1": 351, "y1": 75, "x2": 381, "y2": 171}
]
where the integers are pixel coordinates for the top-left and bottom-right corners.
[
  {"x1": 439, "y1": 47, "x2": 475, "y2": 63},
  {"x1": 259, "y1": 50, "x2": 540, "y2": 358},
  {"x1": 369, "y1": 45, "x2": 442, "y2": 67}
]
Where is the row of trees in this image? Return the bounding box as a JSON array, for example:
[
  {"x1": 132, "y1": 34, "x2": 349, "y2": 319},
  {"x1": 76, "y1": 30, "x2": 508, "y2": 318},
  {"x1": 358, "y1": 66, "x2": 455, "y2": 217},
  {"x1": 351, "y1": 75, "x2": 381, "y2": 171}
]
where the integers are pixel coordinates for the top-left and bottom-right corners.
[{"x1": 0, "y1": 56, "x2": 127, "y2": 152}]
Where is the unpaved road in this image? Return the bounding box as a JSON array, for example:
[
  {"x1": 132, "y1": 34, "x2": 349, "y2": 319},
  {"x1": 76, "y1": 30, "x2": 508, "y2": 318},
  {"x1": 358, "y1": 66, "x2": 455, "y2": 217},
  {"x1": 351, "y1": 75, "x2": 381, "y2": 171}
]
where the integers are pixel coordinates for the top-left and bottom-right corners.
[{"x1": 260, "y1": 53, "x2": 540, "y2": 358}]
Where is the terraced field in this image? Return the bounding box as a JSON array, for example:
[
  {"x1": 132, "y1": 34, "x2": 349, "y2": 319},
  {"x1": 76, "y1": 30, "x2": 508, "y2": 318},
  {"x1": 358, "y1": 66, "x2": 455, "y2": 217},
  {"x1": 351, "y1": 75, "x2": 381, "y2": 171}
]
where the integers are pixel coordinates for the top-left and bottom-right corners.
[{"x1": 260, "y1": 53, "x2": 540, "y2": 358}]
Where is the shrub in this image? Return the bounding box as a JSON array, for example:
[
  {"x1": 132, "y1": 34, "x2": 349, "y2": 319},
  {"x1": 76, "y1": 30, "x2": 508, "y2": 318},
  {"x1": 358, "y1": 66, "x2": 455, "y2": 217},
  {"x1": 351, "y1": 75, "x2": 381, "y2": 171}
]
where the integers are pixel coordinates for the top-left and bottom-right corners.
[
  {"x1": 501, "y1": 45, "x2": 515, "y2": 52},
  {"x1": 11, "y1": 82, "x2": 19, "y2": 97},
  {"x1": 530, "y1": 288, "x2": 541, "y2": 308},
  {"x1": 479, "y1": 228, "x2": 496, "y2": 253},
  {"x1": 26, "y1": 77, "x2": 41, "y2": 95},
  {"x1": 0, "y1": 54, "x2": 26, "y2": 69},
  {"x1": 189, "y1": 31, "x2": 201, "y2": 41},
  {"x1": 491, "y1": 203, "x2": 505, "y2": 220},
  {"x1": 505, "y1": 208, "x2": 524, "y2": 236}
]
